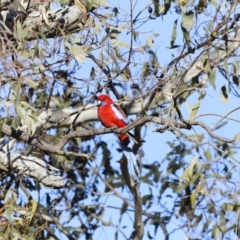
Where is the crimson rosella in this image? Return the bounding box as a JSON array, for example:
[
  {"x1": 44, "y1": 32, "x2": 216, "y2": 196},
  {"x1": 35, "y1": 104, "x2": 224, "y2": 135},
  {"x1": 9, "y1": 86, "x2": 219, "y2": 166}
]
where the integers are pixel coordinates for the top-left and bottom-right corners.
[{"x1": 97, "y1": 94, "x2": 140, "y2": 182}]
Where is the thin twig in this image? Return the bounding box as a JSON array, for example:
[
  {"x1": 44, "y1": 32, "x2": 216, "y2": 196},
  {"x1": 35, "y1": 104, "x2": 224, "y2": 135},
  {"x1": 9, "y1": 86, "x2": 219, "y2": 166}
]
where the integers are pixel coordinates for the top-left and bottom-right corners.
[{"x1": 211, "y1": 106, "x2": 240, "y2": 131}]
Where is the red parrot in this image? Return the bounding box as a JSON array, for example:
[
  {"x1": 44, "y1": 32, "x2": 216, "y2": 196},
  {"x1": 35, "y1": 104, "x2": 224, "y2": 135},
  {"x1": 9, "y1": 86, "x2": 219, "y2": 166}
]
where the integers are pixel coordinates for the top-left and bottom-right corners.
[{"x1": 97, "y1": 94, "x2": 140, "y2": 182}]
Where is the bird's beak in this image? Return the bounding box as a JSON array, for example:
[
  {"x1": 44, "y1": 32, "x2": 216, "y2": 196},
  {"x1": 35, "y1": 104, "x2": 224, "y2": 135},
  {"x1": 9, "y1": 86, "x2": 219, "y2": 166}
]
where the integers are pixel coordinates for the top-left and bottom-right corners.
[{"x1": 97, "y1": 100, "x2": 101, "y2": 107}]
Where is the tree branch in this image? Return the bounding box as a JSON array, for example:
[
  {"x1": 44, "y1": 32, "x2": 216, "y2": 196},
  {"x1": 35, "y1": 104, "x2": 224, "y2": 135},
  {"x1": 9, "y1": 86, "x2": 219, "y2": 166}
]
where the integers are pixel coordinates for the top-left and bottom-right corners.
[
  {"x1": 35, "y1": 212, "x2": 75, "y2": 240},
  {"x1": 0, "y1": 110, "x2": 65, "y2": 188},
  {"x1": 1, "y1": 124, "x2": 93, "y2": 159},
  {"x1": 2, "y1": 116, "x2": 190, "y2": 154},
  {"x1": 0, "y1": 150, "x2": 65, "y2": 188},
  {"x1": 1, "y1": 3, "x2": 92, "y2": 40},
  {"x1": 191, "y1": 120, "x2": 236, "y2": 143}
]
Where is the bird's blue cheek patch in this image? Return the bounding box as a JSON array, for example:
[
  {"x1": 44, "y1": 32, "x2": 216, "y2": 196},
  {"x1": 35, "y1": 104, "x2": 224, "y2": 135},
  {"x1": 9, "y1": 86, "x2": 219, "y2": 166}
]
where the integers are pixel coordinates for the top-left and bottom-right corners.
[{"x1": 101, "y1": 101, "x2": 107, "y2": 106}]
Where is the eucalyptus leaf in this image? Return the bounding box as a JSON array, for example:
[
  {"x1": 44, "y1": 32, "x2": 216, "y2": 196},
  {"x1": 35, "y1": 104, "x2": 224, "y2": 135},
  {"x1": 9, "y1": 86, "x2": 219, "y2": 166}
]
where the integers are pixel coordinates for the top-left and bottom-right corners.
[{"x1": 220, "y1": 85, "x2": 229, "y2": 103}]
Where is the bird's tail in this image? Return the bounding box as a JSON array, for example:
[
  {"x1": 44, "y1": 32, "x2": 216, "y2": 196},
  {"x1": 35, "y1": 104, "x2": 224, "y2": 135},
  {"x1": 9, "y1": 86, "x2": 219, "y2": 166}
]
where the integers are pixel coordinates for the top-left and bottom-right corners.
[{"x1": 120, "y1": 141, "x2": 140, "y2": 182}]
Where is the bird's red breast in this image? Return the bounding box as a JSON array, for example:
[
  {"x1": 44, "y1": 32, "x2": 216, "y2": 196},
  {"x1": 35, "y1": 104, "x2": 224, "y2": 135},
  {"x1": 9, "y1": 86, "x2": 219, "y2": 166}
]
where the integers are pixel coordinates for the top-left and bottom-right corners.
[{"x1": 97, "y1": 94, "x2": 129, "y2": 144}]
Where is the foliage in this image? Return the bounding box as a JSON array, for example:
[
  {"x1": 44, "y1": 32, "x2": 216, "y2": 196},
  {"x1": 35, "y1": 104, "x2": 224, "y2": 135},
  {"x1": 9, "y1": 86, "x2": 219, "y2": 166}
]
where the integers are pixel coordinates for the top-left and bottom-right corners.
[{"x1": 0, "y1": 0, "x2": 240, "y2": 239}]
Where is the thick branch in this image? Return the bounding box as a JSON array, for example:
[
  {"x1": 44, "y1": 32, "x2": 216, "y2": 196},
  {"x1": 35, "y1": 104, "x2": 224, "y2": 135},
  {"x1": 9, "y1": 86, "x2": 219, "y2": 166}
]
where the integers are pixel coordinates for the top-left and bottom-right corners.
[
  {"x1": 3, "y1": 112, "x2": 235, "y2": 161},
  {"x1": 2, "y1": 116, "x2": 189, "y2": 153},
  {"x1": 2, "y1": 124, "x2": 93, "y2": 159},
  {"x1": 0, "y1": 151, "x2": 65, "y2": 188},
  {"x1": 0, "y1": 3, "x2": 92, "y2": 40},
  {"x1": 48, "y1": 96, "x2": 172, "y2": 126}
]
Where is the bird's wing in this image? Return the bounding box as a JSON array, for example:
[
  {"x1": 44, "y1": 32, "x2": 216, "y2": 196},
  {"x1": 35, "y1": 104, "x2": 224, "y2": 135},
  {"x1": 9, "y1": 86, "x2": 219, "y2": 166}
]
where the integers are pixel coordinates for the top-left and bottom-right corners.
[{"x1": 111, "y1": 104, "x2": 129, "y2": 125}]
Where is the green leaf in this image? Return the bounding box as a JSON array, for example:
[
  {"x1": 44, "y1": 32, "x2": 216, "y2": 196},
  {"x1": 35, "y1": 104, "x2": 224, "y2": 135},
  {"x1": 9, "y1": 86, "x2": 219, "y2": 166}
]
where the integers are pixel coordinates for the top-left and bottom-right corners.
[
  {"x1": 210, "y1": 0, "x2": 219, "y2": 8},
  {"x1": 17, "y1": 20, "x2": 33, "y2": 39},
  {"x1": 204, "y1": 150, "x2": 212, "y2": 160},
  {"x1": 167, "y1": 159, "x2": 185, "y2": 174},
  {"x1": 16, "y1": 20, "x2": 23, "y2": 40},
  {"x1": 222, "y1": 203, "x2": 234, "y2": 211},
  {"x1": 234, "y1": 132, "x2": 240, "y2": 142},
  {"x1": 0, "y1": 162, "x2": 8, "y2": 171},
  {"x1": 17, "y1": 1, "x2": 27, "y2": 12},
  {"x1": 196, "y1": 0, "x2": 207, "y2": 13},
  {"x1": 120, "y1": 202, "x2": 128, "y2": 215},
  {"x1": 33, "y1": 64, "x2": 45, "y2": 74},
  {"x1": 171, "y1": 19, "x2": 178, "y2": 47},
  {"x1": 220, "y1": 85, "x2": 229, "y2": 103},
  {"x1": 20, "y1": 24, "x2": 33, "y2": 40},
  {"x1": 112, "y1": 40, "x2": 129, "y2": 48},
  {"x1": 190, "y1": 101, "x2": 201, "y2": 120},
  {"x1": 12, "y1": 232, "x2": 22, "y2": 240},
  {"x1": 181, "y1": 10, "x2": 194, "y2": 30},
  {"x1": 166, "y1": 45, "x2": 180, "y2": 49},
  {"x1": 202, "y1": 56, "x2": 211, "y2": 76},
  {"x1": 190, "y1": 192, "x2": 197, "y2": 208},
  {"x1": 29, "y1": 199, "x2": 38, "y2": 223},
  {"x1": 93, "y1": 22, "x2": 101, "y2": 34},
  {"x1": 181, "y1": 25, "x2": 191, "y2": 49},
  {"x1": 209, "y1": 69, "x2": 216, "y2": 89},
  {"x1": 109, "y1": 27, "x2": 121, "y2": 39},
  {"x1": 90, "y1": 67, "x2": 96, "y2": 79},
  {"x1": 20, "y1": 101, "x2": 35, "y2": 111},
  {"x1": 121, "y1": 67, "x2": 131, "y2": 80},
  {"x1": 141, "y1": 62, "x2": 151, "y2": 80},
  {"x1": 25, "y1": 112, "x2": 35, "y2": 134},
  {"x1": 150, "y1": 51, "x2": 159, "y2": 74},
  {"x1": 146, "y1": 36, "x2": 154, "y2": 48},
  {"x1": 28, "y1": 113, "x2": 37, "y2": 134},
  {"x1": 71, "y1": 44, "x2": 86, "y2": 62},
  {"x1": 106, "y1": 49, "x2": 120, "y2": 70},
  {"x1": 38, "y1": 28, "x2": 49, "y2": 45},
  {"x1": 25, "y1": 78, "x2": 39, "y2": 88},
  {"x1": 74, "y1": 0, "x2": 87, "y2": 14},
  {"x1": 181, "y1": 155, "x2": 199, "y2": 182},
  {"x1": 5, "y1": 190, "x2": 15, "y2": 218},
  {"x1": 185, "y1": 101, "x2": 191, "y2": 115},
  {"x1": 187, "y1": 134, "x2": 204, "y2": 143},
  {"x1": 163, "y1": 0, "x2": 171, "y2": 15},
  {"x1": 142, "y1": 194, "x2": 152, "y2": 204},
  {"x1": 16, "y1": 106, "x2": 26, "y2": 122},
  {"x1": 91, "y1": 0, "x2": 106, "y2": 8},
  {"x1": 224, "y1": 58, "x2": 228, "y2": 73},
  {"x1": 232, "y1": 60, "x2": 240, "y2": 75},
  {"x1": 212, "y1": 224, "x2": 220, "y2": 240},
  {"x1": 233, "y1": 76, "x2": 240, "y2": 87},
  {"x1": 153, "y1": 3, "x2": 160, "y2": 16},
  {"x1": 207, "y1": 20, "x2": 214, "y2": 32},
  {"x1": 214, "y1": 121, "x2": 227, "y2": 130},
  {"x1": 188, "y1": 155, "x2": 198, "y2": 179},
  {"x1": 133, "y1": 31, "x2": 139, "y2": 42}
]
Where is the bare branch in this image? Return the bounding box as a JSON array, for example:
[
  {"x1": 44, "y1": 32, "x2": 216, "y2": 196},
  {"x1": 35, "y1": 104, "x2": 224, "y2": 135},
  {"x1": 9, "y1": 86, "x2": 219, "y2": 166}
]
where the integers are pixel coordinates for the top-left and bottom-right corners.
[
  {"x1": 2, "y1": 115, "x2": 190, "y2": 153},
  {"x1": 211, "y1": 106, "x2": 240, "y2": 130},
  {"x1": 1, "y1": 124, "x2": 93, "y2": 159},
  {"x1": 191, "y1": 121, "x2": 235, "y2": 143}
]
